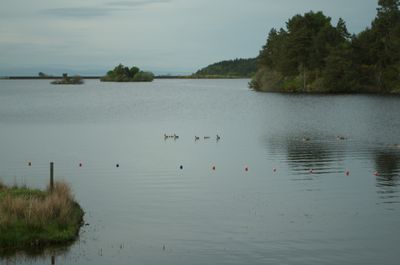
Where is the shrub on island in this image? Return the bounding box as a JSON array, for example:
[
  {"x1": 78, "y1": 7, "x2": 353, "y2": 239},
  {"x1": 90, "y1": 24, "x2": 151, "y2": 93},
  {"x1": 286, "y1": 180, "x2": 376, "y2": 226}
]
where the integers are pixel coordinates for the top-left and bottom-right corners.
[
  {"x1": 101, "y1": 64, "x2": 154, "y2": 82},
  {"x1": 51, "y1": 74, "x2": 83, "y2": 85}
]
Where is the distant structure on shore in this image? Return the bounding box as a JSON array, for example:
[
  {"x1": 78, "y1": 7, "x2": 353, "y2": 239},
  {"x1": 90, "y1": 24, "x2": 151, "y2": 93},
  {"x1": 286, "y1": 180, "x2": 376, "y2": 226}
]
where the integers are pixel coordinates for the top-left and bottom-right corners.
[{"x1": 51, "y1": 73, "x2": 84, "y2": 85}]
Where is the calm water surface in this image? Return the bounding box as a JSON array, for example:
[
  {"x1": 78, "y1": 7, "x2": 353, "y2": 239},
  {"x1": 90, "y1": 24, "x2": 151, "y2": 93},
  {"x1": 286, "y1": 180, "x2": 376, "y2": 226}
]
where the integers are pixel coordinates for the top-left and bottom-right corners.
[{"x1": 0, "y1": 79, "x2": 399, "y2": 264}]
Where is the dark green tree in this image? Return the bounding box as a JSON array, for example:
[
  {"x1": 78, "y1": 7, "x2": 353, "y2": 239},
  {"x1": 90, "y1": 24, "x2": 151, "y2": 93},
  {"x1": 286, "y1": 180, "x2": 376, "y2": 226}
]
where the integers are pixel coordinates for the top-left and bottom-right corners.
[
  {"x1": 377, "y1": 0, "x2": 400, "y2": 13},
  {"x1": 336, "y1": 18, "x2": 351, "y2": 39},
  {"x1": 322, "y1": 43, "x2": 358, "y2": 92}
]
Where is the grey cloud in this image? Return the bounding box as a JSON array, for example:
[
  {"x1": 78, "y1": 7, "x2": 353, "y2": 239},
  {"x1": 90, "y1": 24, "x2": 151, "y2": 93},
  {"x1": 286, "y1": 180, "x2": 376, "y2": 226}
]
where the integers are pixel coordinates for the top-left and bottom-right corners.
[
  {"x1": 42, "y1": 7, "x2": 112, "y2": 18},
  {"x1": 42, "y1": 0, "x2": 171, "y2": 18},
  {"x1": 106, "y1": 0, "x2": 171, "y2": 7}
]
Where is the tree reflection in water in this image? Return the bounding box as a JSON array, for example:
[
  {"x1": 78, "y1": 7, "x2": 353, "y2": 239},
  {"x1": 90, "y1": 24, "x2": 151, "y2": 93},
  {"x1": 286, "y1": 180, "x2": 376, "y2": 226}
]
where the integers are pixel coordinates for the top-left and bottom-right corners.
[
  {"x1": 267, "y1": 135, "x2": 346, "y2": 176},
  {"x1": 374, "y1": 150, "x2": 400, "y2": 204}
]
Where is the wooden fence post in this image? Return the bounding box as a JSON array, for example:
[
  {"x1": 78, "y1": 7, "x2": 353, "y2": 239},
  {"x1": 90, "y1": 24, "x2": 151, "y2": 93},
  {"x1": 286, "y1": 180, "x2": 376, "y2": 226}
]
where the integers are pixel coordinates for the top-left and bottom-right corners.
[{"x1": 50, "y1": 162, "x2": 54, "y2": 192}]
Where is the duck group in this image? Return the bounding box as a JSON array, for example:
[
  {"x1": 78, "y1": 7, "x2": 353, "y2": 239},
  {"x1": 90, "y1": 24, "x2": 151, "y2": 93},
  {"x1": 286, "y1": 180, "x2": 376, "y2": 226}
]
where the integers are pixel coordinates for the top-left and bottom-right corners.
[
  {"x1": 195, "y1": 135, "x2": 221, "y2": 141},
  {"x1": 165, "y1": 134, "x2": 221, "y2": 141},
  {"x1": 164, "y1": 134, "x2": 179, "y2": 140}
]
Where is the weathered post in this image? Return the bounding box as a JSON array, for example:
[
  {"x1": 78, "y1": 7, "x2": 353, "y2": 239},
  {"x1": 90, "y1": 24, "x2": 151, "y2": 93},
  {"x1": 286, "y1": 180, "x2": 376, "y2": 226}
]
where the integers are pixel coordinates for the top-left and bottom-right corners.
[{"x1": 50, "y1": 162, "x2": 54, "y2": 192}]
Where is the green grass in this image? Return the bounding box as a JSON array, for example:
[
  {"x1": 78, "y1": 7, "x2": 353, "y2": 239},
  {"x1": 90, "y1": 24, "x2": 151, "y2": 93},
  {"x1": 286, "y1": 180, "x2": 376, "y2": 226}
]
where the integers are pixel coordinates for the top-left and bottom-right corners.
[{"x1": 0, "y1": 181, "x2": 84, "y2": 253}]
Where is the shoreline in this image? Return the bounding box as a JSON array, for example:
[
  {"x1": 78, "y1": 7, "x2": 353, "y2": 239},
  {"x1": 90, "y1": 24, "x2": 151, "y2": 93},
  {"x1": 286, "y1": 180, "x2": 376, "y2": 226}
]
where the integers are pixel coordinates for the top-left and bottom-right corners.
[{"x1": 0, "y1": 75, "x2": 250, "y2": 80}]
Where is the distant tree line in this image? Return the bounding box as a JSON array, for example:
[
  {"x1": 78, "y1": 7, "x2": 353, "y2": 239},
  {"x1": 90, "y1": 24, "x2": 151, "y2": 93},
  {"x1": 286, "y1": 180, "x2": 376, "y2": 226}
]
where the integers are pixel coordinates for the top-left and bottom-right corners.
[
  {"x1": 250, "y1": 0, "x2": 400, "y2": 93},
  {"x1": 101, "y1": 64, "x2": 154, "y2": 82},
  {"x1": 193, "y1": 58, "x2": 257, "y2": 78}
]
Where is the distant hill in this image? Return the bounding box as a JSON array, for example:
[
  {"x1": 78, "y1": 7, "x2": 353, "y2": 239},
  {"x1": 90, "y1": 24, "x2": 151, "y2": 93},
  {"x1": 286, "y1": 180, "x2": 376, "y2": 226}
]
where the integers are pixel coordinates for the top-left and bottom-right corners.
[{"x1": 193, "y1": 58, "x2": 257, "y2": 78}]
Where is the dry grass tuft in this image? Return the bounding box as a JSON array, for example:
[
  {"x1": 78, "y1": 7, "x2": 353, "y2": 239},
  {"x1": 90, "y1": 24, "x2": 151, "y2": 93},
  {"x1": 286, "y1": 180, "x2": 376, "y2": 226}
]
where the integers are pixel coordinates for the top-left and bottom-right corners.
[{"x1": 0, "y1": 181, "x2": 77, "y2": 228}]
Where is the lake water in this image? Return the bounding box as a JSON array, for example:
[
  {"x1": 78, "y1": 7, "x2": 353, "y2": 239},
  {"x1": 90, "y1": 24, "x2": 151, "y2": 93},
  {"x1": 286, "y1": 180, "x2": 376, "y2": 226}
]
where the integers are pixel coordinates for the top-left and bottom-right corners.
[{"x1": 0, "y1": 79, "x2": 399, "y2": 264}]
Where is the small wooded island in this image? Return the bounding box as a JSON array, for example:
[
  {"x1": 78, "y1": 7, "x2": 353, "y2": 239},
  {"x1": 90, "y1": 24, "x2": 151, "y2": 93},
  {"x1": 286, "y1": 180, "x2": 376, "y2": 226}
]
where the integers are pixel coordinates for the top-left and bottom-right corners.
[
  {"x1": 101, "y1": 64, "x2": 155, "y2": 82},
  {"x1": 51, "y1": 73, "x2": 84, "y2": 85},
  {"x1": 250, "y1": 0, "x2": 400, "y2": 93},
  {"x1": 0, "y1": 181, "x2": 84, "y2": 254}
]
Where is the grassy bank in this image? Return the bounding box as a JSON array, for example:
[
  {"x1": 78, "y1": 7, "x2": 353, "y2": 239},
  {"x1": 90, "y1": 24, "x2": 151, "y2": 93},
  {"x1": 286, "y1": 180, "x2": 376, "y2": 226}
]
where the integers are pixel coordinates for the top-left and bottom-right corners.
[{"x1": 0, "y1": 181, "x2": 84, "y2": 253}]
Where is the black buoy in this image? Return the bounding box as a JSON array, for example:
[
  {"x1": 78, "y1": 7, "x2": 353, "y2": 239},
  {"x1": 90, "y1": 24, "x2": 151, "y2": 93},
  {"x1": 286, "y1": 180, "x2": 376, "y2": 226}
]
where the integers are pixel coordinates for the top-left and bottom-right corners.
[
  {"x1": 180, "y1": 165, "x2": 183, "y2": 170},
  {"x1": 116, "y1": 164, "x2": 120, "y2": 168},
  {"x1": 28, "y1": 161, "x2": 32, "y2": 166}
]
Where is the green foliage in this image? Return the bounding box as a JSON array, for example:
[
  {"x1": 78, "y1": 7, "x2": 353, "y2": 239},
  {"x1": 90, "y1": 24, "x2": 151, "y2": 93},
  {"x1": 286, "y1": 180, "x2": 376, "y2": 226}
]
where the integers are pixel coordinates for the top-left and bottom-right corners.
[
  {"x1": 249, "y1": 67, "x2": 283, "y2": 91},
  {"x1": 193, "y1": 58, "x2": 257, "y2": 78},
  {"x1": 322, "y1": 43, "x2": 359, "y2": 92},
  {"x1": 251, "y1": 1, "x2": 400, "y2": 93},
  {"x1": 101, "y1": 64, "x2": 154, "y2": 82},
  {"x1": 132, "y1": 71, "x2": 155, "y2": 82}
]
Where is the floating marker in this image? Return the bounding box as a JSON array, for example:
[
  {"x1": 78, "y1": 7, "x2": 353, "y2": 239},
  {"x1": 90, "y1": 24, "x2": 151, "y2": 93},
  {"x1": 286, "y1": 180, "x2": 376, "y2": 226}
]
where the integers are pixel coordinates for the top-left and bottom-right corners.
[
  {"x1": 180, "y1": 165, "x2": 183, "y2": 170},
  {"x1": 273, "y1": 167, "x2": 277, "y2": 172},
  {"x1": 345, "y1": 170, "x2": 350, "y2": 176},
  {"x1": 28, "y1": 161, "x2": 32, "y2": 166},
  {"x1": 245, "y1": 166, "x2": 249, "y2": 172},
  {"x1": 116, "y1": 164, "x2": 120, "y2": 168},
  {"x1": 79, "y1": 162, "x2": 83, "y2": 167},
  {"x1": 374, "y1": 171, "x2": 379, "y2": 176},
  {"x1": 212, "y1": 165, "x2": 216, "y2": 171}
]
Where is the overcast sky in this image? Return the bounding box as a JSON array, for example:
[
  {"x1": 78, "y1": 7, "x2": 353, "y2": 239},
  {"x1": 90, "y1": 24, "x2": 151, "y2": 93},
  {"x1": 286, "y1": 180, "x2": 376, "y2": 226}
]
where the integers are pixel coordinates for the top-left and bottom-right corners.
[{"x1": 0, "y1": 0, "x2": 379, "y2": 75}]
